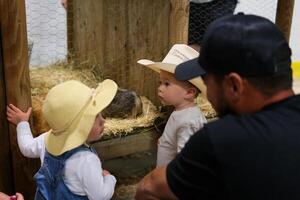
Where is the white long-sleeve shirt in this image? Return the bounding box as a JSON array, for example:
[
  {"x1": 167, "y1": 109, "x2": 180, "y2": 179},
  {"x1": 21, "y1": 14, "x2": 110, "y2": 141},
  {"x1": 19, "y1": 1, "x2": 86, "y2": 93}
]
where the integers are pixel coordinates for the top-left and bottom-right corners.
[
  {"x1": 157, "y1": 106, "x2": 207, "y2": 167},
  {"x1": 17, "y1": 121, "x2": 116, "y2": 200}
]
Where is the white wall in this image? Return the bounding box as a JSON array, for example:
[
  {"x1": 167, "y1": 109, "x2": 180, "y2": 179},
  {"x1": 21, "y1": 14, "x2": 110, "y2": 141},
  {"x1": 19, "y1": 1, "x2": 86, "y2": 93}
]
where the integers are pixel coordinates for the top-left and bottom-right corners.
[
  {"x1": 235, "y1": 0, "x2": 300, "y2": 62},
  {"x1": 290, "y1": 0, "x2": 300, "y2": 61},
  {"x1": 234, "y1": 0, "x2": 278, "y2": 22}
]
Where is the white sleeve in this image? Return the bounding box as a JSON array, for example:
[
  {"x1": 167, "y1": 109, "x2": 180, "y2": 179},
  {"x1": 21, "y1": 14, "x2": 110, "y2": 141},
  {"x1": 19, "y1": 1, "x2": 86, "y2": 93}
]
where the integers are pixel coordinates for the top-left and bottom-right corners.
[
  {"x1": 176, "y1": 124, "x2": 200, "y2": 153},
  {"x1": 80, "y1": 154, "x2": 116, "y2": 200},
  {"x1": 16, "y1": 121, "x2": 46, "y2": 159}
]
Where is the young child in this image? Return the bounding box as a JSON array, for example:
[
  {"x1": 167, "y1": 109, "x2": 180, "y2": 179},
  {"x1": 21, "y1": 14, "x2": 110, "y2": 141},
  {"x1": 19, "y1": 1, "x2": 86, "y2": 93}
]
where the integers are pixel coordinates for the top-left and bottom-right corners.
[
  {"x1": 7, "y1": 80, "x2": 118, "y2": 200},
  {"x1": 138, "y1": 44, "x2": 207, "y2": 166}
]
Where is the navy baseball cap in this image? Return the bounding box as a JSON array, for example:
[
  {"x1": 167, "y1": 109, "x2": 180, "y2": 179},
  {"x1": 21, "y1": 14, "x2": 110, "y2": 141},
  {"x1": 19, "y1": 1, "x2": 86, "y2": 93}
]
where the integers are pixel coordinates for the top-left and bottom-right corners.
[{"x1": 175, "y1": 13, "x2": 292, "y2": 81}]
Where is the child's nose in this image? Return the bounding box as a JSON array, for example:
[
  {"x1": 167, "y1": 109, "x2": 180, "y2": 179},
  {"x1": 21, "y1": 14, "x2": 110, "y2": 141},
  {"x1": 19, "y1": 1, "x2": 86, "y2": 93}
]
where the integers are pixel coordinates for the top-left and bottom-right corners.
[{"x1": 158, "y1": 85, "x2": 163, "y2": 92}]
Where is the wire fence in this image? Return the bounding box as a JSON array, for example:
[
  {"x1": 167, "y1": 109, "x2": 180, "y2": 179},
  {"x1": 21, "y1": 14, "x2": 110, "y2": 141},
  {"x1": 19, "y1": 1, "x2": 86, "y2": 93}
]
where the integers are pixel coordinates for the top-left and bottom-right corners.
[
  {"x1": 188, "y1": 0, "x2": 278, "y2": 45},
  {"x1": 25, "y1": 0, "x2": 67, "y2": 67},
  {"x1": 26, "y1": 0, "x2": 299, "y2": 67}
]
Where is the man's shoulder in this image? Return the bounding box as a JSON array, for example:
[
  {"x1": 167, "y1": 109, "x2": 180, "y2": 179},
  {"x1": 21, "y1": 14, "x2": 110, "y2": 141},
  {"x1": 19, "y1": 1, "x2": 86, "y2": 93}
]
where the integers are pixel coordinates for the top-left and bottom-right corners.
[{"x1": 203, "y1": 114, "x2": 262, "y2": 145}]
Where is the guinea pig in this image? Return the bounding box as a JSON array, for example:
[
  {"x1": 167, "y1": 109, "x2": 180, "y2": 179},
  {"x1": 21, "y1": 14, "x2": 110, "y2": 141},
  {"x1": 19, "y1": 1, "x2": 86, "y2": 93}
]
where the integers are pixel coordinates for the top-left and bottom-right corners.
[{"x1": 102, "y1": 88, "x2": 143, "y2": 119}]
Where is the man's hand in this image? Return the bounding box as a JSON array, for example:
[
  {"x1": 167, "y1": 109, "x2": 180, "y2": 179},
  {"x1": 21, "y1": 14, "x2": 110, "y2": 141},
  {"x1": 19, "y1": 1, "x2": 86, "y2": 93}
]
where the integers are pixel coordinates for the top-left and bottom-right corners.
[
  {"x1": 135, "y1": 166, "x2": 178, "y2": 200},
  {"x1": 7, "y1": 104, "x2": 32, "y2": 126}
]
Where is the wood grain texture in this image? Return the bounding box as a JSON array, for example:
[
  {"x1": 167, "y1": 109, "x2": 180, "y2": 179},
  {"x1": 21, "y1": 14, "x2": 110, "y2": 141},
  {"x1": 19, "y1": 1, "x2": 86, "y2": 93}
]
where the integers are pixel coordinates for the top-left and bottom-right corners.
[
  {"x1": 69, "y1": 0, "x2": 189, "y2": 105},
  {"x1": 0, "y1": 20, "x2": 14, "y2": 195},
  {"x1": 276, "y1": 0, "x2": 295, "y2": 41},
  {"x1": 0, "y1": 0, "x2": 39, "y2": 198},
  {"x1": 169, "y1": 0, "x2": 189, "y2": 46},
  {"x1": 92, "y1": 129, "x2": 159, "y2": 160}
]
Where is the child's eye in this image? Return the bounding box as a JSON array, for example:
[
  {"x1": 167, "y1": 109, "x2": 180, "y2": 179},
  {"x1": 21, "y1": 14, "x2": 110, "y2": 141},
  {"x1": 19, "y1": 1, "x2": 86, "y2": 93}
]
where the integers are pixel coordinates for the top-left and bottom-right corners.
[{"x1": 164, "y1": 82, "x2": 170, "y2": 86}]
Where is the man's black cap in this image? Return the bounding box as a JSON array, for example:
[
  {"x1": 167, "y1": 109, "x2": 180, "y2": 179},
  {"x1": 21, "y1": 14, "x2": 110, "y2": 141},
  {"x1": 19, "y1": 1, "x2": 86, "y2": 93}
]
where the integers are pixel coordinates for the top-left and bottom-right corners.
[{"x1": 175, "y1": 13, "x2": 292, "y2": 81}]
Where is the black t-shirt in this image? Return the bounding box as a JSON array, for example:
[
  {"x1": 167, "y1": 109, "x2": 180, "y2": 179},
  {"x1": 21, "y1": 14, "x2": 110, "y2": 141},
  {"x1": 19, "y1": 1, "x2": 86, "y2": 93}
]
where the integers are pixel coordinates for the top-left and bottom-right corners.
[{"x1": 167, "y1": 94, "x2": 300, "y2": 200}]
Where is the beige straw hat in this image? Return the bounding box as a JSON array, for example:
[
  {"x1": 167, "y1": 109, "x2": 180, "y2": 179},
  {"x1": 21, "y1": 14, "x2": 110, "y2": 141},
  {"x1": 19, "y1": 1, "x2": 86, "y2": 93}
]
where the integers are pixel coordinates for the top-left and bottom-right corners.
[
  {"x1": 43, "y1": 79, "x2": 118, "y2": 156},
  {"x1": 137, "y1": 44, "x2": 206, "y2": 95}
]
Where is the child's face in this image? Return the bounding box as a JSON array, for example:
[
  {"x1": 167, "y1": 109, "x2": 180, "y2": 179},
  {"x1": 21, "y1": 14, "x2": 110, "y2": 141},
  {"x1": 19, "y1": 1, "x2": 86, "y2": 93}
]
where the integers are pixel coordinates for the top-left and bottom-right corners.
[
  {"x1": 87, "y1": 113, "x2": 105, "y2": 142},
  {"x1": 158, "y1": 71, "x2": 191, "y2": 108}
]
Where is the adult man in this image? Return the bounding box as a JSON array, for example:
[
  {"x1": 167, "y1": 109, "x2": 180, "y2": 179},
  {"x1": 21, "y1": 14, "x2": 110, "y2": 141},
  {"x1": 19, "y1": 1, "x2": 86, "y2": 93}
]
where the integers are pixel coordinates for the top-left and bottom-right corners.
[{"x1": 135, "y1": 13, "x2": 300, "y2": 200}]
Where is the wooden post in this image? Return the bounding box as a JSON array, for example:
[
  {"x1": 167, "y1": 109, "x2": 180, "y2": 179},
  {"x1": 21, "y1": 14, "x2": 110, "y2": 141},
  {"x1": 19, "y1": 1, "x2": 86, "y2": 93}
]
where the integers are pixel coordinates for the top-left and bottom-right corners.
[
  {"x1": 67, "y1": 0, "x2": 74, "y2": 61},
  {"x1": 68, "y1": 0, "x2": 189, "y2": 105},
  {"x1": 169, "y1": 0, "x2": 189, "y2": 46},
  {"x1": 0, "y1": 25, "x2": 14, "y2": 195},
  {"x1": 0, "y1": 0, "x2": 39, "y2": 198},
  {"x1": 276, "y1": 0, "x2": 295, "y2": 41}
]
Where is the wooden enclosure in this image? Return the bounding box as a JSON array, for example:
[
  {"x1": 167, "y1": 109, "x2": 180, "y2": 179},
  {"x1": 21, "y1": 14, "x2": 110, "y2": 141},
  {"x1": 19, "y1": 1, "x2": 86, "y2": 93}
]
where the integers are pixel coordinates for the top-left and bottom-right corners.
[
  {"x1": 67, "y1": 0, "x2": 189, "y2": 105},
  {"x1": 276, "y1": 0, "x2": 295, "y2": 41},
  {"x1": 0, "y1": 0, "x2": 39, "y2": 198},
  {"x1": 0, "y1": 0, "x2": 296, "y2": 198}
]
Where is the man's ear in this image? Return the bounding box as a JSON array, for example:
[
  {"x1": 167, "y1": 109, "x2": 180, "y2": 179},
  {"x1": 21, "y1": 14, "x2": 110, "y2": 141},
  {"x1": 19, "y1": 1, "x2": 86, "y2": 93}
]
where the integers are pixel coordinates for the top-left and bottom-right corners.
[{"x1": 224, "y1": 73, "x2": 245, "y2": 103}]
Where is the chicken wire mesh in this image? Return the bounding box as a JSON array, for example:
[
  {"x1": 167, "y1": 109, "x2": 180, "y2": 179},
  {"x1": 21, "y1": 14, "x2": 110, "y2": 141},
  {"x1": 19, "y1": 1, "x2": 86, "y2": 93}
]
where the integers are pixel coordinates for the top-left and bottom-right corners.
[
  {"x1": 188, "y1": 0, "x2": 279, "y2": 45},
  {"x1": 25, "y1": 0, "x2": 67, "y2": 67},
  {"x1": 25, "y1": 0, "x2": 293, "y2": 73},
  {"x1": 188, "y1": 0, "x2": 238, "y2": 45}
]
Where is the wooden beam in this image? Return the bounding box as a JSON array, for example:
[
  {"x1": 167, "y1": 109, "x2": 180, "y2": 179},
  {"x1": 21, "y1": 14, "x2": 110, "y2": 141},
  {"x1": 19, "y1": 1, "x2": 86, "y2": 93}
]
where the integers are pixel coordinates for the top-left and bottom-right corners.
[
  {"x1": 169, "y1": 0, "x2": 189, "y2": 47},
  {"x1": 67, "y1": 0, "x2": 74, "y2": 62},
  {"x1": 0, "y1": 0, "x2": 39, "y2": 198},
  {"x1": 92, "y1": 129, "x2": 160, "y2": 160},
  {"x1": 276, "y1": 0, "x2": 295, "y2": 41},
  {"x1": 0, "y1": 22, "x2": 14, "y2": 195}
]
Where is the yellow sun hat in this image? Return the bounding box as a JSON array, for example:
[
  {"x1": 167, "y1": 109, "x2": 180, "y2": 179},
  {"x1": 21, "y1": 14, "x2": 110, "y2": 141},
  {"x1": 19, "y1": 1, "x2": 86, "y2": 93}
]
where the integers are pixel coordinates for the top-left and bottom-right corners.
[
  {"x1": 43, "y1": 79, "x2": 118, "y2": 156},
  {"x1": 137, "y1": 44, "x2": 206, "y2": 95}
]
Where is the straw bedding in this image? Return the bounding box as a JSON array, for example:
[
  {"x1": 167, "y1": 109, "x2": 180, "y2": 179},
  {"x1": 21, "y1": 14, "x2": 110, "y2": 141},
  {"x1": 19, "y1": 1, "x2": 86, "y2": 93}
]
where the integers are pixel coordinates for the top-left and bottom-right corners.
[{"x1": 30, "y1": 64, "x2": 216, "y2": 137}]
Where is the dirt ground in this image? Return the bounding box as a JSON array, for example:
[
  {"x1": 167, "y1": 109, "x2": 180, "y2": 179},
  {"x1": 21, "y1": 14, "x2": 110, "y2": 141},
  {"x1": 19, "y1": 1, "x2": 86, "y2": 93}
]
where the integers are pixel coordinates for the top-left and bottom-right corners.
[{"x1": 102, "y1": 149, "x2": 157, "y2": 200}]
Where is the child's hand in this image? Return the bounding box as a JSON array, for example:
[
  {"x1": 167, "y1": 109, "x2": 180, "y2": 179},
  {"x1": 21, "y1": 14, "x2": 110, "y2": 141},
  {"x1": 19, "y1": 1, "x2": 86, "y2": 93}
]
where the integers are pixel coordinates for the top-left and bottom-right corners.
[
  {"x1": 0, "y1": 192, "x2": 23, "y2": 200},
  {"x1": 15, "y1": 193, "x2": 24, "y2": 200},
  {"x1": 7, "y1": 104, "x2": 32, "y2": 126},
  {"x1": 0, "y1": 192, "x2": 10, "y2": 200},
  {"x1": 102, "y1": 169, "x2": 111, "y2": 176},
  {"x1": 60, "y1": 0, "x2": 67, "y2": 9}
]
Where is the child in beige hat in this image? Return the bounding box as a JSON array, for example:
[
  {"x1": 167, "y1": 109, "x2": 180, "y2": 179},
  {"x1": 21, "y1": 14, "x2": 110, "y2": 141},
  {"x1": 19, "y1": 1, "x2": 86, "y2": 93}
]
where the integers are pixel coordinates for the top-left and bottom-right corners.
[
  {"x1": 138, "y1": 44, "x2": 207, "y2": 166},
  {"x1": 7, "y1": 79, "x2": 118, "y2": 200}
]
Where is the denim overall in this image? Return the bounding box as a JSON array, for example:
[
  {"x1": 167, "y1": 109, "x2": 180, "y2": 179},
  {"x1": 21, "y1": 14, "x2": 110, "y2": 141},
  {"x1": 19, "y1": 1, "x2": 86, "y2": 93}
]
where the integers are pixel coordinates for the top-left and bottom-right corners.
[{"x1": 34, "y1": 145, "x2": 97, "y2": 200}]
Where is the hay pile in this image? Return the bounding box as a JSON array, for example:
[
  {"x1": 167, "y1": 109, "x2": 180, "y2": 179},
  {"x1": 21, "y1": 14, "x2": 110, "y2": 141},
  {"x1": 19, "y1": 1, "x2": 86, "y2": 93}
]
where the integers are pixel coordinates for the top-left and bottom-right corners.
[
  {"x1": 30, "y1": 64, "x2": 160, "y2": 136},
  {"x1": 196, "y1": 95, "x2": 217, "y2": 119},
  {"x1": 30, "y1": 63, "x2": 216, "y2": 136},
  {"x1": 103, "y1": 96, "x2": 159, "y2": 135}
]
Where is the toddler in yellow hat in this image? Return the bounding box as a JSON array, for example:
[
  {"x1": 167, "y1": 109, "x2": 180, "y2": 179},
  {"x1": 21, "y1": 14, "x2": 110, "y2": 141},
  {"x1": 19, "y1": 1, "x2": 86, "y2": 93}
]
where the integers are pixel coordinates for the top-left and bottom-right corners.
[
  {"x1": 7, "y1": 79, "x2": 118, "y2": 200},
  {"x1": 138, "y1": 44, "x2": 207, "y2": 166}
]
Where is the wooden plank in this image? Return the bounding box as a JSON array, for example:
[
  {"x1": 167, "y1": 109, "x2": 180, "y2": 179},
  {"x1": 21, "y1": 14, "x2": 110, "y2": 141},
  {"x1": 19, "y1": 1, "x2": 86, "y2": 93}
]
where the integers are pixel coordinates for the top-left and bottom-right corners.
[
  {"x1": 0, "y1": 21, "x2": 14, "y2": 194},
  {"x1": 169, "y1": 0, "x2": 189, "y2": 46},
  {"x1": 71, "y1": 0, "x2": 105, "y2": 65},
  {"x1": 0, "y1": 0, "x2": 39, "y2": 198},
  {"x1": 276, "y1": 0, "x2": 295, "y2": 41},
  {"x1": 66, "y1": 0, "x2": 74, "y2": 61},
  {"x1": 101, "y1": 0, "x2": 128, "y2": 86},
  {"x1": 69, "y1": 0, "x2": 189, "y2": 105},
  {"x1": 92, "y1": 129, "x2": 160, "y2": 160},
  {"x1": 126, "y1": 0, "x2": 170, "y2": 105}
]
